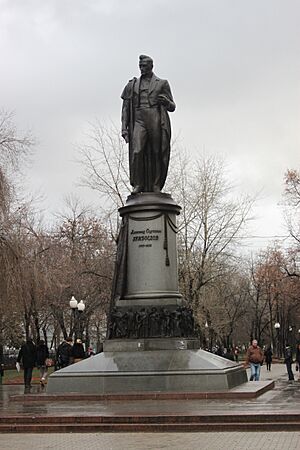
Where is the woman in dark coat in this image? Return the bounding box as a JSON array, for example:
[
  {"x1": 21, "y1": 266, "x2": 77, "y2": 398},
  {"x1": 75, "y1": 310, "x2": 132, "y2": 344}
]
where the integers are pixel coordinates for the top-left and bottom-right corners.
[
  {"x1": 17, "y1": 338, "x2": 37, "y2": 392},
  {"x1": 36, "y1": 340, "x2": 49, "y2": 386},
  {"x1": 264, "y1": 346, "x2": 273, "y2": 371}
]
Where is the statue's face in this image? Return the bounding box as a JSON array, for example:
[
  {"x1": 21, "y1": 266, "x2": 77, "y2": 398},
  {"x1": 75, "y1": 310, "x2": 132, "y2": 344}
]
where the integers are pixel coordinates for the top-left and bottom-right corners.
[{"x1": 139, "y1": 59, "x2": 153, "y2": 76}]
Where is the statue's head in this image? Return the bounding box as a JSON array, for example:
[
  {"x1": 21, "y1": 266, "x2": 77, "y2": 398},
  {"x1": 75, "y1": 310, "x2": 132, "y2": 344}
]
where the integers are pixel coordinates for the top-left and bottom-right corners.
[{"x1": 139, "y1": 54, "x2": 153, "y2": 76}]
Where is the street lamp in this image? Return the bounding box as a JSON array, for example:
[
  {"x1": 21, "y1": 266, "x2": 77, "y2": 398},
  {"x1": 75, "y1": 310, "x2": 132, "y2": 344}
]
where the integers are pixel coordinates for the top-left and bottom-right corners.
[
  {"x1": 274, "y1": 322, "x2": 280, "y2": 358},
  {"x1": 69, "y1": 296, "x2": 85, "y2": 340},
  {"x1": 204, "y1": 321, "x2": 209, "y2": 350},
  {"x1": 70, "y1": 296, "x2": 78, "y2": 309}
]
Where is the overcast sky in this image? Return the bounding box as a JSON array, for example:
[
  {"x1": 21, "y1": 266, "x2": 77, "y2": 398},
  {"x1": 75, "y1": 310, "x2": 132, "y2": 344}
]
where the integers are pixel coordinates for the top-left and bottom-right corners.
[{"x1": 1, "y1": 0, "x2": 300, "y2": 252}]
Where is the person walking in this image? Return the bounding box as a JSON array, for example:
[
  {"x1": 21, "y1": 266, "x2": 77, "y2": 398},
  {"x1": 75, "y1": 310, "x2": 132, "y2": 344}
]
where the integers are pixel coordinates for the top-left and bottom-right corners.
[
  {"x1": 71, "y1": 338, "x2": 85, "y2": 363},
  {"x1": 86, "y1": 346, "x2": 95, "y2": 357},
  {"x1": 56, "y1": 337, "x2": 73, "y2": 369},
  {"x1": 264, "y1": 345, "x2": 273, "y2": 371},
  {"x1": 295, "y1": 343, "x2": 300, "y2": 381},
  {"x1": 0, "y1": 352, "x2": 4, "y2": 384},
  {"x1": 17, "y1": 338, "x2": 37, "y2": 393},
  {"x1": 36, "y1": 340, "x2": 49, "y2": 387},
  {"x1": 234, "y1": 346, "x2": 240, "y2": 363},
  {"x1": 244, "y1": 339, "x2": 264, "y2": 381},
  {"x1": 284, "y1": 345, "x2": 294, "y2": 381}
]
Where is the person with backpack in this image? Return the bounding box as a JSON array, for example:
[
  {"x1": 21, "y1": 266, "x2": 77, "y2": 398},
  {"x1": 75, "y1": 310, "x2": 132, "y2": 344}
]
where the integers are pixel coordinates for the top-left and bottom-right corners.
[
  {"x1": 284, "y1": 345, "x2": 294, "y2": 381},
  {"x1": 71, "y1": 338, "x2": 85, "y2": 363},
  {"x1": 56, "y1": 337, "x2": 73, "y2": 369}
]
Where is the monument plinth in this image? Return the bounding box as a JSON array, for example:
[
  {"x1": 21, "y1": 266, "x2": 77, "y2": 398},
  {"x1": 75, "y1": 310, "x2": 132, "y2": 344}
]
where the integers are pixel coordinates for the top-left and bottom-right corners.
[{"x1": 117, "y1": 192, "x2": 182, "y2": 307}]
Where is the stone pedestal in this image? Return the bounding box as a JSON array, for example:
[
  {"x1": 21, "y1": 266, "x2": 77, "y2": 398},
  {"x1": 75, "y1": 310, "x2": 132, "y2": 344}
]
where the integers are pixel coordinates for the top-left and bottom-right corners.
[
  {"x1": 117, "y1": 192, "x2": 182, "y2": 307},
  {"x1": 47, "y1": 340, "x2": 247, "y2": 394}
]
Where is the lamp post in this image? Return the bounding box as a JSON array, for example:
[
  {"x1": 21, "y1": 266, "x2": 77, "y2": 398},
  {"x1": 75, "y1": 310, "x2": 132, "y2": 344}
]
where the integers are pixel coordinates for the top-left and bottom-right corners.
[
  {"x1": 69, "y1": 296, "x2": 85, "y2": 341},
  {"x1": 274, "y1": 322, "x2": 280, "y2": 358},
  {"x1": 205, "y1": 321, "x2": 209, "y2": 351}
]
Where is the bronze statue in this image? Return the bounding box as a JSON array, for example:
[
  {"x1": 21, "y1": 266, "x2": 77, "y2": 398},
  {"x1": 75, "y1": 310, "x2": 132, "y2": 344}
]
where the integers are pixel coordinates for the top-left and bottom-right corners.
[{"x1": 121, "y1": 55, "x2": 176, "y2": 194}]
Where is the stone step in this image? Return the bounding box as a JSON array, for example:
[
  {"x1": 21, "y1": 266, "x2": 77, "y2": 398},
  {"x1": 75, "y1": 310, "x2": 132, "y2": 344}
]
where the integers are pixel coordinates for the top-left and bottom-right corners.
[
  {"x1": 9, "y1": 380, "x2": 275, "y2": 402},
  {"x1": 1, "y1": 421, "x2": 300, "y2": 433},
  {"x1": 1, "y1": 412, "x2": 300, "y2": 425},
  {"x1": 0, "y1": 411, "x2": 300, "y2": 425}
]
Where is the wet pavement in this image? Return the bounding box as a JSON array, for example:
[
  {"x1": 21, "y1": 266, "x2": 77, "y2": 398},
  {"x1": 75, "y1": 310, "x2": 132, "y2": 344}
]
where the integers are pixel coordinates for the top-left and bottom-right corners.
[
  {"x1": 1, "y1": 364, "x2": 300, "y2": 449},
  {"x1": 0, "y1": 363, "x2": 299, "y2": 417}
]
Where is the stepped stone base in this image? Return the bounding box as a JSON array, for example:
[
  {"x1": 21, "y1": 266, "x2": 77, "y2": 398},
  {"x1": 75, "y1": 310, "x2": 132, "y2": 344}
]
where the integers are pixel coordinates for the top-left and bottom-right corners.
[{"x1": 47, "y1": 340, "x2": 247, "y2": 394}]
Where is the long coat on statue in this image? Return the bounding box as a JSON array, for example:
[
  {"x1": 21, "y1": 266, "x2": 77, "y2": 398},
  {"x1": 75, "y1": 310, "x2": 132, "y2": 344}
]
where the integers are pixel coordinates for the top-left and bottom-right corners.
[{"x1": 121, "y1": 73, "x2": 176, "y2": 191}]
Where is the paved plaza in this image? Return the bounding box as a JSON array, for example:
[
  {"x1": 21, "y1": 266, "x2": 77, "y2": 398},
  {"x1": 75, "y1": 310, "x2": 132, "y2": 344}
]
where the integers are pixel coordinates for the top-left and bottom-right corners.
[
  {"x1": 0, "y1": 363, "x2": 299, "y2": 449},
  {"x1": 1, "y1": 430, "x2": 300, "y2": 450}
]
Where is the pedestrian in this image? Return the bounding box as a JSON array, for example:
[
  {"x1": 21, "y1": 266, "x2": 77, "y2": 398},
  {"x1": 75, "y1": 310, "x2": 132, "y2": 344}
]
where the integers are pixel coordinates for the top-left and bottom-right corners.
[
  {"x1": 86, "y1": 346, "x2": 95, "y2": 357},
  {"x1": 36, "y1": 340, "x2": 49, "y2": 387},
  {"x1": 72, "y1": 338, "x2": 85, "y2": 363},
  {"x1": 284, "y1": 345, "x2": 294, "y2": 381},
  {"x1": 56, "y1": 337, "x2": 73, "y2": 369},
  {"x1": 234, "y1": 346, "x2": 240, "y2": 363},
  {"x1": 17, "y1": 337, "x2": 37, "y2": 393},
  {"x1": 215, "y1": 346, "x2": 224, "y2": 357},
  {"x1": 0, "y1": 353, "x2": 4, "y2": 384},
  {"x1": 223, "y1": 348, "x2": 235, "y2": 361},
  {"x1": 264, "y1": 345, "x2": 273, "y2": 371},
  {"x1": 244, "y1": 339, "x2": 264, "y2": 381},
  {"x1": 295, "y1": 343, "x2": 300, "y2": 381}
]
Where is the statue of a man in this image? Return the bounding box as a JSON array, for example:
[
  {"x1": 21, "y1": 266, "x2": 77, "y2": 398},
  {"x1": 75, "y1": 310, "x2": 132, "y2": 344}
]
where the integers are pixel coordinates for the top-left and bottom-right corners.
[{"x1": 121, "y1": 55, "x2": 176, "y2": 194}]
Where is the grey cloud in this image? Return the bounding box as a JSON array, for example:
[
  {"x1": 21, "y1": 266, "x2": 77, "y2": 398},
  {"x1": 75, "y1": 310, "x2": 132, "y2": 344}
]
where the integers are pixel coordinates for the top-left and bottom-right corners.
[{"x1": 0, "y1": 0, "x2": 299, "y2": 250}]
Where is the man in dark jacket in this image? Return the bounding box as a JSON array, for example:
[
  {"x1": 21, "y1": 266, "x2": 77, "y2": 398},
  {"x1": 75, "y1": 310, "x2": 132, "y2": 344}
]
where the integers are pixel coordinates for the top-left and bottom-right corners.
[
  {"x1": 17, "y1": 338, "x2": 37, "y2": 392},
  {"x1": 56, "y1": 337, "x2": 73, "y2": 368},
  {"x1": 284, "y1": 346, "x2": 294, "y2": 381}
]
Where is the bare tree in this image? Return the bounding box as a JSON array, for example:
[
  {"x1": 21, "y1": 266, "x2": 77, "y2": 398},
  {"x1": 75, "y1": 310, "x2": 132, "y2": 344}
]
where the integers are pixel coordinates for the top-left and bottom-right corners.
[
  {"x1": 0, "y1": 111, "x2": 34, "y2": 356},
  {"x1": 283, "y1": 169, "x2": 300, "y2": 246},
  {"x1": 78, "y1": 121, "x2": 130, "y2": 208},
  {"x1": 171, "y1": 153, "x2": 254, "y2": 312}
]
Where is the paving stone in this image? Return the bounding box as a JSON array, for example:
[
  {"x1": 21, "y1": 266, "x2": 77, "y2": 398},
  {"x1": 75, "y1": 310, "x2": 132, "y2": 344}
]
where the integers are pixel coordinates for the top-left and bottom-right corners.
[{"x1": 1, "y1": 431, "x2": 300, "y2": 450}]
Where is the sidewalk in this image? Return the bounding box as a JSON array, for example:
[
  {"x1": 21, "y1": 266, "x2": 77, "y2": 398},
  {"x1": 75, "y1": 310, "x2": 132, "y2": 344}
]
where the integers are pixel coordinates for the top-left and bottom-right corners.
[{"x1": 1, "y1": 430, "x2": 300, "y2": 450}]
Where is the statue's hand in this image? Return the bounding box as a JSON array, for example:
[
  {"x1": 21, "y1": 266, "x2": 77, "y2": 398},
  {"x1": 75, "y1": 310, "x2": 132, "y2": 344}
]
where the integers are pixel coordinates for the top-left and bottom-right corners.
[
  {"x1": 158, "y1": 94, "x2": 169, "y2": 107},
  {"x1": 121, "y1": 130, "x2": 129, "y2": 143}
]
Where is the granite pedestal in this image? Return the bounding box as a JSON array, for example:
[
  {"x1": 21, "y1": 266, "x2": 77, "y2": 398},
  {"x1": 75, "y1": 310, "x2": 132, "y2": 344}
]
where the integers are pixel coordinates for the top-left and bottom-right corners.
[
  {"x1": 116, "y1": 192, "x2": 182, "y2": 308},
  {"x1": 47, "y1": 339, "x2": 247, "y2": 394}
]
